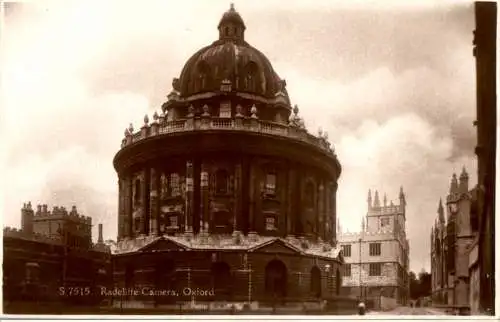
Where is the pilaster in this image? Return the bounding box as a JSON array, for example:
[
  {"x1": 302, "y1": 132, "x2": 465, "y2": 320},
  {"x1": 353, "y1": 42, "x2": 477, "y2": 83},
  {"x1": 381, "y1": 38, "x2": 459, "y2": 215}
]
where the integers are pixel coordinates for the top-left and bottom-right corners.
[
  {"x1": 149, "y1": 167, "x2": 159, "y2": 236},
  {"x1": 185, "y1": 160, "x2": 194, "y2": 234},
  {"x1": 200, "y1": 163, "x2": 209, "y2": 233}
]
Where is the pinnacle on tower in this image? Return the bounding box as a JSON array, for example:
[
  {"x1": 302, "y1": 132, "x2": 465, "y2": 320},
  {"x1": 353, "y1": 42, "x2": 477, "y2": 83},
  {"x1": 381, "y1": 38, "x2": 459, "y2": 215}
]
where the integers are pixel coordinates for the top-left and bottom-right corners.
[
  {"x1": 374, "y1": 190, "x2": 380, "y2": 207},
  {"x1": 449, "y1": 173, "x2": 459, "y2": 194},
  {"x1": 367, "y1": 189, "x2": 373, "y2": 209},
  {"x1": 459, "y1": 166, "x2": 469, "y2": 193},
  {"x1": 438, "y1": 198, "x2": 445, "y2": 223},
  {"x1": 383, "y1": 193, "x2": 387, "y2": 207},
  {"x1": 361, "y1": 217, "x2": 366, "y2": 232}
]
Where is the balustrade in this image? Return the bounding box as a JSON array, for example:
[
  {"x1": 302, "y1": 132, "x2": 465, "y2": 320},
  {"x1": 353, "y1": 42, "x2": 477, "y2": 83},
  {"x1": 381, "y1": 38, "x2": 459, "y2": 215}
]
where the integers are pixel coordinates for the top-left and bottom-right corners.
[{"x1": 125, "y1": 117, "x2": 334, "y2": 154}]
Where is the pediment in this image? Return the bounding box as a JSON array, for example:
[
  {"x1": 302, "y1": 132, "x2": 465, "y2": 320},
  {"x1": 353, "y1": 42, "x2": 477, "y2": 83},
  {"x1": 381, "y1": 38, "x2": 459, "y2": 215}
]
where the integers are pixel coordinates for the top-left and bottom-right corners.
[
  {"x1": 250, "y1": 239, "x2": 301, "y2": 255},
  {"x1": 139, "y1": 237, "x2": 188, "y2": 252}
]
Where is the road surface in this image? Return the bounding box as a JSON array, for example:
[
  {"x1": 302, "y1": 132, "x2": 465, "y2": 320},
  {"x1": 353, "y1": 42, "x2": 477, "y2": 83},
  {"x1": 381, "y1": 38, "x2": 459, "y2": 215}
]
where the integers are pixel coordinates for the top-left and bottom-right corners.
[{"x1": 367, "y1": 306, "x2": 449, "y2": 315}]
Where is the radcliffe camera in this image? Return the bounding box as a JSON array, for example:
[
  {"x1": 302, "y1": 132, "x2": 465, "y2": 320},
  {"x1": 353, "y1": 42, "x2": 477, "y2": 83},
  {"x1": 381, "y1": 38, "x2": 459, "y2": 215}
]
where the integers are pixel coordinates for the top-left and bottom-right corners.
[{"x1": 1, "y1": 0, "x2": 496, "y2": 318}]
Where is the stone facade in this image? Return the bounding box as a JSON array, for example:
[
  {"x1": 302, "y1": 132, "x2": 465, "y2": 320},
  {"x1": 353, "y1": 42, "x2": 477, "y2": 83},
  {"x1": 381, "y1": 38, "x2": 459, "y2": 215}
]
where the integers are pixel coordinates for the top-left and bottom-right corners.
[
  {"x1": 338, "y1": 188, "x2": 410, "y2": 308},
  {"x1": 3, "y1": 203, "x2": 112, "y2": 311},
  {"x1": 430, "y1": 168, "x2": 478, "y2": 312},
  {"x1": 111, "y1": 5, "x2": 343, "y2": 306},
  {"x1": 472, "y1": 1, "x2": 496, "y2": 315}
]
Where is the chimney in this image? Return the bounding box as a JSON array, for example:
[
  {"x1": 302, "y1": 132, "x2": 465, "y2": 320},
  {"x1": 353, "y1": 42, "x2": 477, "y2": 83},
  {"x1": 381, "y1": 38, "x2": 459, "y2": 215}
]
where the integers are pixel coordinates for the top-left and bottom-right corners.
[{"x1": 98, "y1": 224, "x2": 104, "y2": 244}]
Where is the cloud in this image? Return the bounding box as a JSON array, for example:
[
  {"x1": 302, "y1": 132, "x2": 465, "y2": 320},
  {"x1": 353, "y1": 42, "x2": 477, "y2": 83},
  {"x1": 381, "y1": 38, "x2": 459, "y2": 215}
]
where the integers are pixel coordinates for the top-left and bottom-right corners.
[{"x1": 1, "y1": 1, "x2": 477, "y2": 272}]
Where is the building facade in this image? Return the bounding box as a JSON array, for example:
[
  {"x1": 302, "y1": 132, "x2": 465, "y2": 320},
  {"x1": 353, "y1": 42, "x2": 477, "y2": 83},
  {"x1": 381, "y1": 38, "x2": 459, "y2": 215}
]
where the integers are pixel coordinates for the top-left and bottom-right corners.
[
  {"x1": 111, "y1": 5, "x2": 344, "y2": 308},
  {"x1": 339, "y1": 188, "x2": 410, "y2": 309},
  {"x1": 430, "y1": 169, "x2": 478, "y2": 313},
  {"x1": 471, "y1": 1, "x2": 496, "y2": 315},
  {"x1": 3, "y1": 202, "x2": 111, "y2": 312}
]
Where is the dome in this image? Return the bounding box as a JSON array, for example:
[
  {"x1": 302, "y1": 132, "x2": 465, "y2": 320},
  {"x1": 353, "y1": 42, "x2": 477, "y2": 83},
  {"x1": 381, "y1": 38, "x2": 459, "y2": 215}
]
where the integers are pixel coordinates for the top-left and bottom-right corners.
[{"x1": 175, "y1": 4, "x2": 290, "y2": 103}]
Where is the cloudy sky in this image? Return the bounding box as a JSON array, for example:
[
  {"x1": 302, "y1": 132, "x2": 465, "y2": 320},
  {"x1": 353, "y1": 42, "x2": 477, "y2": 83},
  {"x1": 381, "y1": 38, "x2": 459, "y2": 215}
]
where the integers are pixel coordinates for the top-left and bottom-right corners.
[{"x1": 1, "y1": 0, "x2": 480, "y2": 272}]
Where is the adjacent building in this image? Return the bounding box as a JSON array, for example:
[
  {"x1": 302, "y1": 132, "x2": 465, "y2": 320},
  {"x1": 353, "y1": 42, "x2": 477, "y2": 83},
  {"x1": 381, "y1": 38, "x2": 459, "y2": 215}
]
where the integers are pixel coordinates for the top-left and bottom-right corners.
[
  {"x1": 430, "y1": 168, "x2": 479, "y2": 314},
  {"x1": 470, "y1": 1, "x2": 496, "y2": 315},
  {"x1": 3, "y1": 202, "x2": 111, "y2": 312},
  {"x1": 111, "y1": 4, "x2": 344, "y2": 308},
  {"x1": 339, "y1": 188, "x2": 410, "y2": 310}
]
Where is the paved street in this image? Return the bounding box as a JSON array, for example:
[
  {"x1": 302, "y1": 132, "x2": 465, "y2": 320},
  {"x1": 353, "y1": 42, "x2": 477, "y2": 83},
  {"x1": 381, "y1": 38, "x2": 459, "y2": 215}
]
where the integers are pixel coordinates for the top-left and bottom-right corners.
[{"x1": 368, "y1": 306, "x2": 449, "y2": 315}]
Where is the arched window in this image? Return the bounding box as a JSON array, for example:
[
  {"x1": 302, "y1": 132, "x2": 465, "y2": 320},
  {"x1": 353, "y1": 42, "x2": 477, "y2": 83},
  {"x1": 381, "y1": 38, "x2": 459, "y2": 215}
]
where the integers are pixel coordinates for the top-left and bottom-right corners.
[
  {"x1": 265, "y1": 260, "x2": 288, "y2": 298},
  {"x1": 215, "y1": 169, "x2": 228, "y2": 194},
  {"x1": 310, "y1": 266, "x2": 322, "y2": 298}
]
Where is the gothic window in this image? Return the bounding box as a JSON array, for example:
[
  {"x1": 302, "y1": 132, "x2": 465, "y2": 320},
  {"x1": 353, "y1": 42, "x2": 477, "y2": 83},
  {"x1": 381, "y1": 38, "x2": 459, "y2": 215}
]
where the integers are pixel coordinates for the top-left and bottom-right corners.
[
  {"x1": 219, "y1": 102, "x2": 231, "y2": 118},
  {"x1": 369, "y1": 243, "x2": 381, "y2": 256},
  {"x1": 133, "y1": 179, "x2": 141, "y2": 207},
  {"x1": 305, "y1": 181, "x2": 315, "y2": 208},
  {"x1": 264, "y1": 173, "x2": 277, "y2": 196},
  {"x1": 342, "y1": 244, "x2": 352, "y2": 257},
  {"x1": 369, "y1": 263, "x2": 382, "y2": 276},
  {"x1": 265, "y1": 216, "x2": 276, "y2": 231},
  {"x1": 215, "y1": 169, "x2": 228, "y2": 194}
]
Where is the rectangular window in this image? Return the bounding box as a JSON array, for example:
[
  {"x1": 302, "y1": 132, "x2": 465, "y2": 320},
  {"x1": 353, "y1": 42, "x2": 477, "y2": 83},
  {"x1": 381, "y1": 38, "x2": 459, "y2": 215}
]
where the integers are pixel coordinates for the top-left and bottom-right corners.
[
  {"x1": 380, "y1": 218, "x2": 390, "y2": 227},
  {"x1": 265, "y1": 217, "x2": 276, "y2": 231},
  {"x1": 264, "y1": 173, "x2": 277, "y2": 195},
  {"x1": 168, "y1": 215, "x2": 178, "y2": 228},
  {"x1": 369, "y1": 263, "x2": 382, "y2": 276},
  {"x1": 170, "y1": 173, "x2": 180, "y2": 197},
  {"x1": 342, "y1": 244, "x2": 352, "y2": 257},
  {"x1": 369, "y1": 243, "x2": 381, "y2": 256},
  {"x1": 343, "y1": 264, "x2": 351, "y2": 277},
  {"x1": 219, "y1": 102, "x2": 231, "y2": 118}
]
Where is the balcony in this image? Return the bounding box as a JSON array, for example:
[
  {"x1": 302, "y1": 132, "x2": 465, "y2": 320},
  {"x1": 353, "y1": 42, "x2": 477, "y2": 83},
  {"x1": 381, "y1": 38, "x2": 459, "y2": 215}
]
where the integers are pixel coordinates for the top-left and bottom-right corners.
[{"x1": 121, "y1": 116, "x2": 334, "y2": 156}]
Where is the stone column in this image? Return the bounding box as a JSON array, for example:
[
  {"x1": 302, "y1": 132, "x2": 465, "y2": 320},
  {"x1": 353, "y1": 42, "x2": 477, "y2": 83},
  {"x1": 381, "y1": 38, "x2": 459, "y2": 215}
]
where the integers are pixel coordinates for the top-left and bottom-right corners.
[
  {"x1": 318, "y1": 183, "x2": 324, "y2": 241},
  {"x1": 140, "y1": 170, "x2": 149, "y2": 235},
  {"x1": 185, "y1": 161, "x2": 194, "y2": 235},
  {"x1": 118, "y1": 179, "x2": 124, "y2": 240},
  {"x1": 248, "y1": 158, "x2": 257, "y2": 237},
  {"x1": 286, "y1": 163, "x2": 295, "y2": 236},
  {"x1": 233, "y1": 163, "x2": 242, "y2": 233},
  {"x1": 200, "y1": 163, "x2": 209, "y2": 234},
  {"x1": 125, "y1": 177, "x2": 133, "y2": 238},
  {"x1": 149, "y1": 167, "x2": 159, "y2": 236}
]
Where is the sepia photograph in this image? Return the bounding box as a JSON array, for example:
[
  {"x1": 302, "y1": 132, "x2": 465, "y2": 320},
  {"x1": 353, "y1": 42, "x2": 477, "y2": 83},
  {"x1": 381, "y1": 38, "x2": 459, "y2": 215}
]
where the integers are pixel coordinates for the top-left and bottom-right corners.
[{"x1": 1, "y1": 0, "x2": 496, "y2": 318}]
